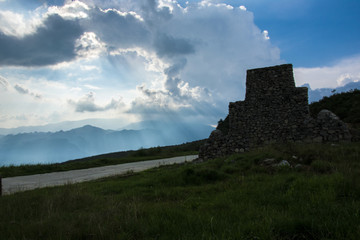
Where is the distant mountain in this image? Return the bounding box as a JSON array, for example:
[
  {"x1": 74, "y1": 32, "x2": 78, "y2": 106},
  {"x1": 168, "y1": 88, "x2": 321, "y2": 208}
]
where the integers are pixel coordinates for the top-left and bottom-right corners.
[
  {"x1": 303, "y1": 81, "x2": 360, "y2": 103},
  {"x1": 0, "y1": 118, "x2": 127, "y2": 135},
  {"x1": 0, "y1": 123, "x2": 214, "y2": 166}
]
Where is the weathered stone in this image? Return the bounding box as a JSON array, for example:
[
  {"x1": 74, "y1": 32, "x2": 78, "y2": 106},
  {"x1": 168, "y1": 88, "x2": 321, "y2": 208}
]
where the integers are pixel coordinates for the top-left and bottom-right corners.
[
  {"x1": 199, "y1": 64, "x2": 352, "y2": 160},
  {"x1": 277, "y1": 160, "x2": 290, "y2": 167},
  {"x1": 317, "y1": 110, "x2": 339, "y2": 121},
  {"x1": 261, "y1": 158, "x2": 276, "y2": 165}
]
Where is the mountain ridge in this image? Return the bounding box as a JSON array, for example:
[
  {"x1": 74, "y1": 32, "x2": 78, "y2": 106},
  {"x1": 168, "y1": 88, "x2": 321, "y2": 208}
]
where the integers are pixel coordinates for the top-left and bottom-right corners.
[
  {"x1": 0, "y1": 122, "x2": 213, "y2": 166},
  {"x1": 304, "y1": 81, "x2": 360, "y2": 103}
]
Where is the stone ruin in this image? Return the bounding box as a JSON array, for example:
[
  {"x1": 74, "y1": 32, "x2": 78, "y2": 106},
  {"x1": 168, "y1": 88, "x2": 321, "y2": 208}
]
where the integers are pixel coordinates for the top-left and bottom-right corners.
[{"x1": 199, "y1": 64, "x2": 352, "y2": 160}]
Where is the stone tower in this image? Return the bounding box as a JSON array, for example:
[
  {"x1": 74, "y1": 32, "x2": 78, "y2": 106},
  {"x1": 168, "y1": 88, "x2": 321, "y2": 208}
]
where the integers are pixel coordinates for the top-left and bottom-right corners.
[{"x1": 199, "y1": 64, "x2": 351, "y2": 160}]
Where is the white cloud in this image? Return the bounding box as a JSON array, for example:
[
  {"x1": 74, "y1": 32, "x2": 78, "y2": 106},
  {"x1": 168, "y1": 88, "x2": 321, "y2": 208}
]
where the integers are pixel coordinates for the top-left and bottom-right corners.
[
  {"x1": 160, "y1": 2, "x2": 281, "y2": 101},
  {"x1": 47, "y1": 1, "x2": 90, "y2": 19},
  {"x1": 199, "y1": 1, "x2": 234, "y2": 10},
  {"x1": 262, "y1": 30, "x2": 270, "y2": 40},
  {"x1": 75, "y1": 32, "x2": 107, "y2": 59},
  {"x1": 100, "y1": 8, "x2": 144, "y2": 22},
  {"x1": 0, "y1": 10, "x2": 43, "y2": 37},
  {"x1": 294, "y1": 55, "x2": 360, "y2": 89},
  {"x1": 80, "y1": 65, "x2": 101, "y2": 72},
  {"x1": 84, "y1": 84, "x2": 102, "y2": 90},
  {"x1": 337, "y1": 73, "x2": 360, "y2": 86},
  {"x1": 110, "y1": 47, "x2": 167, "y2": 74},
  {"x1": 37, "y1": 80, "x2": 68, "y2": 91},
  {"x1": 68, "y1": 92, "x2": 125, "y2": 112}
]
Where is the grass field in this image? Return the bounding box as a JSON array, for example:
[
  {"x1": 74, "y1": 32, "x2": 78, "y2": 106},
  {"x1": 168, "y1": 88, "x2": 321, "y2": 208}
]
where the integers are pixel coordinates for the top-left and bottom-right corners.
[{"x1": 1, "y1": 142, "x2": 359, "y2": 239}]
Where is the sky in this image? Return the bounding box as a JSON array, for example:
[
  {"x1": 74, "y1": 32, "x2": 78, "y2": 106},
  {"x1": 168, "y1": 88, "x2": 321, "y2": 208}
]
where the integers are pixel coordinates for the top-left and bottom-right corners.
[{"x1": 0, "y1": 0, "x2": 359, "y2": 130}]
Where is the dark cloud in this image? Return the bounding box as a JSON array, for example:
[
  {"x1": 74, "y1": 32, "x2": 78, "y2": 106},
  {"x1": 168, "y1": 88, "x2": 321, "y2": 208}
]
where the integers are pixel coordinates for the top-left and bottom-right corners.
[
  {"x1": 14, "y1": 84, "x2": 28, "y2": 94},
  {"x1": 137, "y1": 85, "x2": 166, "y2": 99},
  {"x1": 0, "y1": 2, "x2": 192, "y2": 67},
  {"x1": 164, "y1": 77, "x2": 181, "y2": 97},
  {"x1": 68, "y1": 92, "x2": 123, "y2": 112},
  {"x1": 85, "y1": 7, "x2": 150, "y2": 49},
  {"x1": 154, "y1": 33, "x2": 195, "y2": 58},
  {"x1": 163, "y1": 59, "x2": 188, "y2": 97},
  {"x1": 140, "y1": 0, "x2": 172, "y2": 24},
  {"x1": 0, "y1": 14, "x2": 83, "y2": 66},
  {"x1": 164, "y1": 58, "x2": 187, "y2": 77},
  {"x1": 14, "y1": 84, "x2": 42, "y2": 99},
  {"x1": 0, "y1": 76, "x2": 9, "y2": 90}
]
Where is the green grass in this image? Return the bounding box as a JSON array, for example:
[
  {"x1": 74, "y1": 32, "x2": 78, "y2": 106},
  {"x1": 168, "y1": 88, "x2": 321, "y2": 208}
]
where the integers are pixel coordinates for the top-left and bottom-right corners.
[
  {"x1": 1, "y1": 142, "x2": 360, "y2": 239},
  {"x1": 0, "y1": 140, "x2": 203, "y2": 178}
]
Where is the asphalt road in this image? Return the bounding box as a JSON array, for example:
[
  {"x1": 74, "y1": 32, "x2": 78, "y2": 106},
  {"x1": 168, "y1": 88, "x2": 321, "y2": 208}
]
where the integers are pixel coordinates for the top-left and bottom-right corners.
[{"x1": 2, "y1": 155, "x2": 198, "y2": 195}]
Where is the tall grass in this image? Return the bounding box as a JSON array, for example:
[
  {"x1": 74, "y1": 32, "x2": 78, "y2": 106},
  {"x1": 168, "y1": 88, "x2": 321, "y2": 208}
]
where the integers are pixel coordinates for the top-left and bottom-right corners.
[{"x1": 0, "y1": 142, "x2": 359, "y2": 239}]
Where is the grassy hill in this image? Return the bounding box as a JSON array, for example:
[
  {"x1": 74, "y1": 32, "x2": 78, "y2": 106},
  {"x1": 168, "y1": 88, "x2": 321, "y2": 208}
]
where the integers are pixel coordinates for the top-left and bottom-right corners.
[
  {"x1": 1, "y1": 142, "x2": 360, "y2": 239},
  {"x1": 309, "y1": 89, "x2": 360, "y2": 128}
]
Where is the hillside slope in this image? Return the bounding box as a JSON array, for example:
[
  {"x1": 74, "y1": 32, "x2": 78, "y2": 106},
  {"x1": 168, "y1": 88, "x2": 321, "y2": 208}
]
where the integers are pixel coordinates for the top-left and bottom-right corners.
[
  {"x1": 1, "y1": 143, "x2": 359, "y2": 239},
  {"x1": 309, "y1": 89, "x2": 360, "y2": 127}
]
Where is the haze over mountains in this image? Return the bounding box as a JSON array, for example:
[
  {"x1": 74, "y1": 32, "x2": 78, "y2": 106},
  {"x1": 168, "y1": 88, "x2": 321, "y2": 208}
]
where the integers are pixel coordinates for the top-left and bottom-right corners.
[
  {"x1": 305, "y1": 81, "x2": 360, "y2": 103},
  {"x1": 1, "y1": 81, "x2": 359, "y2": 167},
  {"x1": 0, "y1": 121, "x2": 213, "y2": 166},
  {"x1": 0, "y1": 118, "x2": 132, "y2": 136}
]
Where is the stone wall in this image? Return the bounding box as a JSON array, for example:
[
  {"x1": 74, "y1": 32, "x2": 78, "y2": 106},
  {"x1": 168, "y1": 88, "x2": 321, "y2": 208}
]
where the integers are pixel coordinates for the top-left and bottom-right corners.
[{"x1": 199, "y1": 64, "x2": 352, "y2": 160}]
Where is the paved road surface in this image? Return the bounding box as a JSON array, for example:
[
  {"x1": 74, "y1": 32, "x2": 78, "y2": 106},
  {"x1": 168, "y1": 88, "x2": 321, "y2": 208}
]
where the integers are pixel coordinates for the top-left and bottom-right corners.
[{"x1": 2, "y1": 155, "x2": 198, "y2": 195}]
